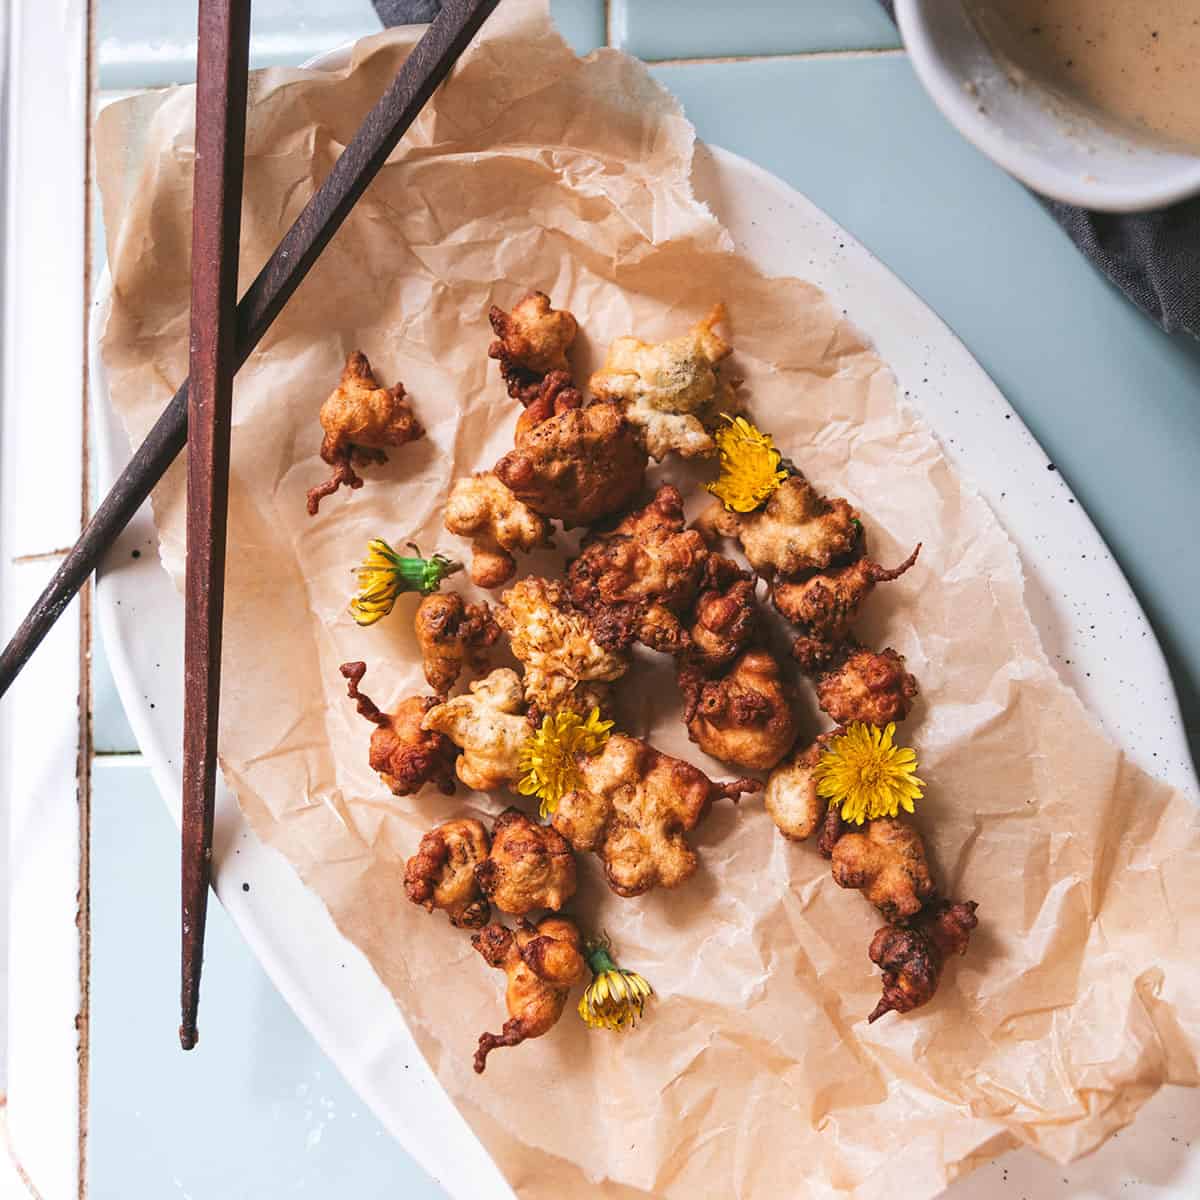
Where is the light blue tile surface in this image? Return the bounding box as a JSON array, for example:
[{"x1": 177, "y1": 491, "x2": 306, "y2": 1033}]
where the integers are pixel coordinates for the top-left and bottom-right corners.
[
  {"x1": 612, "y1": 0, "x2": 900, "y2": 60},
  {"x1": 652, "y1": 53, "x2": 1200, "y2": 763},
  {"x1": 98, "y1": 0, "x2": 605, "y2": 88},
  {"x1": 88, "y1": 758, "x2": 447, "y2": 1199},
  {"x1": 549, "y1": 0, "x2": 606, "y2": 56}
]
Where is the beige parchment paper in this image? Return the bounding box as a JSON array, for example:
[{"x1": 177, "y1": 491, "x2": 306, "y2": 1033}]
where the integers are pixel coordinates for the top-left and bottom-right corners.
[{"x1": 95, "y1": 3, "x2": 1200, "y2": 1196}]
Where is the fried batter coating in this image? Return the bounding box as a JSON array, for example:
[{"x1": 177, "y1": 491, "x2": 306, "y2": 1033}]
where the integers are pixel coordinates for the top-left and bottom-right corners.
[
  {"x1": 472, "y1": 915, "x2": 587, "y2": 1072},
  {"x1": 474, "y1": 807, "x2": 577, "y2": 915},
  {"x1": 404, "y1": 819, "x2": 491, "y2": 929},
  {"x1": 421, "y1": 669, "x2": 531, "y2": 792},
  {"x1": 494, "y1": 402, "x2": 647, "y2": 527},
  {"x1": 696, "y1": 474, "x2": 859, "y2": 578},
  {"x1": 307, "y1": 351, "x2": 424, "y2": 515},
  {"x1": 552, "y1": 734, "x2": 760, "y2": 897},
  {"x1": 414, "y1": 592, "x2": 500, "y2": 694},
  {"x1": 679, "y1": 649, "x2": 799, "y2": 771},
  {"x1": 684, "y1": 555, "x2": 759, "y2": 673},
  {"x1": 514, "y1": 370, "x2": 583, "y2": 443},
  {"x1": 868, "y1": 899, "x2": 979, "y2": 1023},
  {"x1": 589, "y1": 304, "x2": 736, "y2": 460},
  {"x1": 772, "y1": 544, "x2": 920, "y2": 642},
  {"x1": 339, "y1": 662, "x2": 456, "y2": 796},
  {"x1": 830, "y1": 816, "x2": 934, "y2": 922},
  {"x1": 763, "y1": 734, "x2": 836, "y2": 842},
  {"x1": 567, "y1": 485, "x2": 709, "y2": 654},
  {"x1": 496, "y1": 577, "x2": 628, "y2": 717},
  {"x1": 488, "y1": 292, "x2": 578, "y2": 403},
  {"x1": 813, "y1": 645, "x2": 918, "y2": 727},
  {"x1": 444, "y1": 471, "x2": 552, "y2": 589},
  {"x1": 817, "y1": 801, "x2": 847, "y2": 859}
]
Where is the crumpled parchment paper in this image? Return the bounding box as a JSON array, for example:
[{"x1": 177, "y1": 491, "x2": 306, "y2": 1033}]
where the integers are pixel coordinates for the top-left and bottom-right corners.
[{"x1": 95, "y1": 3, "x2": 1200, "y2": 1196}]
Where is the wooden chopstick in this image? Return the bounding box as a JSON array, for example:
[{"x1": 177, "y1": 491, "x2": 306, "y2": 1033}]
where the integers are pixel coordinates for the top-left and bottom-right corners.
[
  {"x1": 179, "y1": 0, "x2": 252, "y2": 1052},
  {"x1": 0, "y1": 0, "x2": 501, "y2": 700}
]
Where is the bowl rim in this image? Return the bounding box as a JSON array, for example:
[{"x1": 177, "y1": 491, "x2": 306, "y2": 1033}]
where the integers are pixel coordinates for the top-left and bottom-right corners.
[{"x1": 894, "y1": 0, "x2": 1200, "y2": 213}]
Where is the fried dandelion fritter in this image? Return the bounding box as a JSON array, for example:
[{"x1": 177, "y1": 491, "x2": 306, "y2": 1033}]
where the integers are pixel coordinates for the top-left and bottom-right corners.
[
  {"x1": 696, "y1": 473, "x2": 859, "y2": 578},
  {"x1": 868, "y1": 899, "x2": 979, "y2": 1023},
  {"x1": 308, "y1": 351, "x2": 424, "y2": 515},
  {"x1": 404, "y1": 819, "x2": 491, "y2": 929},
  {"x1": 496, "y1": 577, "x2": 628, "y2": 717},
  {"x1": 414, "y1": 592, "x2": 500, "y2": 695},
  {"x1": 764, "y1": 734, "x2": 836, "y2": 843},
  {"x1": 514, "y1": 370, "x2": 583, "y2": 444},
  {"x1": 421, "y1": 668, "x2": 531, "y2": 792},
  {"x1": 680, "y1": 649, "x2": 800, "y2": 772},
  {"x1": 567, "y1": 484, "x2": 709, "y2": 654},
  {"x1": 682, "y1": 556, "x2": 759, "y2": 674},
  {"x1": 772, "y1": 544, "x2": 920, "y2": 642},
  {"x1": 811, "y1": 644, "x2": 919, "y2": 727},
  {"x1": 339, "y1": 661, "x2": 457, "y2": 796},
  {"x1": 488, "y1": 292, "x2": 578, "y2": 403},
  {"x1": 552, "y1": 734, "x2": 760, "y2": 897},
  {"x1": 474, "y1": 807, "x2": 577, "y2": 915},
  {"x1": 472, "y1": 916, "x2": 587, "y2": 1072},
  {"x1": 444, "y1": 471, "x2": 553, "y2": 589},
  {"x1": 589, "y1": 304, "x2": 737, "y2": 460},
  {"x1": 494, "y1": 402, "x2": 647, "y2": 527},
  {"x1": 830, "y1": 816, "x2": 935, "y2": 922}
]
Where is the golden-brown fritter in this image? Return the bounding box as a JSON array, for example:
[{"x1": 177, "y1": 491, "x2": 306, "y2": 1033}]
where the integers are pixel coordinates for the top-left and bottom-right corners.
[
  {"x1": 494, "y1": 402, "x2": 647, "y2": 528},
  {"x1": 496, "y1": 577, "x2": 628, "y2": 717},
  {"x1": 763, "y1": 735, "x2": 836, "y2": 842},
  {"x1": 307, "y1": 351, "x2": 424, "y2": 515},
  {"x1": 813, "y1": 645, "x2": 919, "y2": 726},
  {"x1": 474, "y1": 807, "x2": 577, "y2": 915},
  {"x1": 589, "y1": 304, "x2": 736, "y2": 460},
  {"x1": 472, "y1": 915, "x2": 587, "y2": 1072},
  {"x1": 552, "y1": 734, "x2": 760, "y2": 897},
  {"x1": 567, "y1": 485, "x2": 709, "y2": 654},
  {"x1": 772, "y1": 544, "x2": 920, "y2": 642},
  {"x1": 339, "y1": 662, "x2": 456, "y2": 796},
  {"x1": 867, "y1": 900, "x2": 979, "y2": 1023},
  {"x1": 817, "y1": 801, "x2": 847, "y2": 859},
  {"x1": 488, "y1": 292, "x2": 578, "y2": 403},
  {"x1": 414, "y1": 592, "x2": 500, "y2": 695},
  {"x1": 444, "y1": 471, "x2": 552, "y2": 589},
  {"x1": 696, "y1": 473, "x2": 859, "y2": 578},
  {"x1": 680, "y1": 649, "x2": 800, "y2": 772},
  {"x1": 422, "y1": 669, "x2": 531, "y2": 792},
  {"x1": 404, "y1": 819, "x2": 491, "y2": 929},
  {"x1": 514, "y1": 370, "x2": 583, "y2": 444},
  {"x1": 830, "y1": 816, "x2": 935, "y2": 922},
  {"x1": 682, "y1": 555, "x2": 759, "y2": 673}
]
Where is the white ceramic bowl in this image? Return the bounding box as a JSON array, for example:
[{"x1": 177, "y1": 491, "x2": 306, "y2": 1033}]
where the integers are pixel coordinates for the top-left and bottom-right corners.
[{"x1": 895, "y1": 0, "x2": 1200, "y2": 212}]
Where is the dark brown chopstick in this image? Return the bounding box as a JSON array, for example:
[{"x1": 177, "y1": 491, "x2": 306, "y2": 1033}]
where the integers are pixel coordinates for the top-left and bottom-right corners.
[
  {"x1": 0, "y1": 0, "x2": 501, "y2": 699},
  {"x1": 179, "y1": 0, "x2": 252, "y2": 1052}
]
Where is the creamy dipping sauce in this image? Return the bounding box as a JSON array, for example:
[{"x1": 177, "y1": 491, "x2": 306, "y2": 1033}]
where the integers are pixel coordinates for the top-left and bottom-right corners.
[{"x1": 973, "y1": 0, "x2": 1200, "y2": 151}]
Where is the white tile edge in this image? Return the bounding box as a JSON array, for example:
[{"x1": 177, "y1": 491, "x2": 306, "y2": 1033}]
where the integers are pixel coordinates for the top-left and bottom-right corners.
[{"x1": 1, "y1": 1, "x2": 89, "y2": 1198}]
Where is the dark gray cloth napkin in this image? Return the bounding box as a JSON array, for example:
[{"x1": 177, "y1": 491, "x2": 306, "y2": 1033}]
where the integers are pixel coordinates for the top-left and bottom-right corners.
[
  {"x1": 874, "y1": 0, "x2": 1200, "y2": 339},
  {"x1": 372, "y1": 0, "x2": 1200, "y2": 339}
]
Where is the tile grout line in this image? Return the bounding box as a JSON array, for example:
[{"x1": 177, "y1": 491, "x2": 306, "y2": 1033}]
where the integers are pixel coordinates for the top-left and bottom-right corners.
[
  {"x1": 76, "y1": 2, "x2": 97, "y2": 1197},
  {"x1": 642, "y1": 47, "x2": 905, "y2": 67}
]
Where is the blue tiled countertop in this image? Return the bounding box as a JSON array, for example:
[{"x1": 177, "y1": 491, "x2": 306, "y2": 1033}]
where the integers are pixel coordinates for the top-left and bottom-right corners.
[{"x1": 88, "y1": 2, "x2": 1200, "y2": 1198}]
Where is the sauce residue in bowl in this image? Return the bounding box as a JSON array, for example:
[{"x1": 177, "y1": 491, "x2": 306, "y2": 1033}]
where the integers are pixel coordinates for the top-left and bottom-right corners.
[{"x1": 973, "y1": 0, "x2": 1200, "y2": 152}]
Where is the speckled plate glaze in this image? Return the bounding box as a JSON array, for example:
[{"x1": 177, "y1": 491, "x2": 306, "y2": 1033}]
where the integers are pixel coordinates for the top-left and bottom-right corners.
[{"x1": 92, "y1": 64, "x2": 1200, "y2": 1200}]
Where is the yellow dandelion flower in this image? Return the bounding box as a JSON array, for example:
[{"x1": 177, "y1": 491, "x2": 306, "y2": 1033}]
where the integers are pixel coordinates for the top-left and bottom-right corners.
[
  {"x1": 517, "y1": 707, "x2": 614, "y2": 819},
  {"x1": 578, "y1": 937, "x2": 654, "y2": 1031},
  {"x1": 705, "y1": 414, "x2": 790, "y2": 513},
  {"x1": 349, "y1": 539, "x2": 461, "y2": 627},
  {"x1": 812, "y1": 722, "x2": 924, "y2": 825}
]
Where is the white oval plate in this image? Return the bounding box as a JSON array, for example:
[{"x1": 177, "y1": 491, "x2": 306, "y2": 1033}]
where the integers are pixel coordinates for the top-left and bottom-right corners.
[{"x1": 92, "y1": 107, "x2": 1200, "y2": 1200}]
